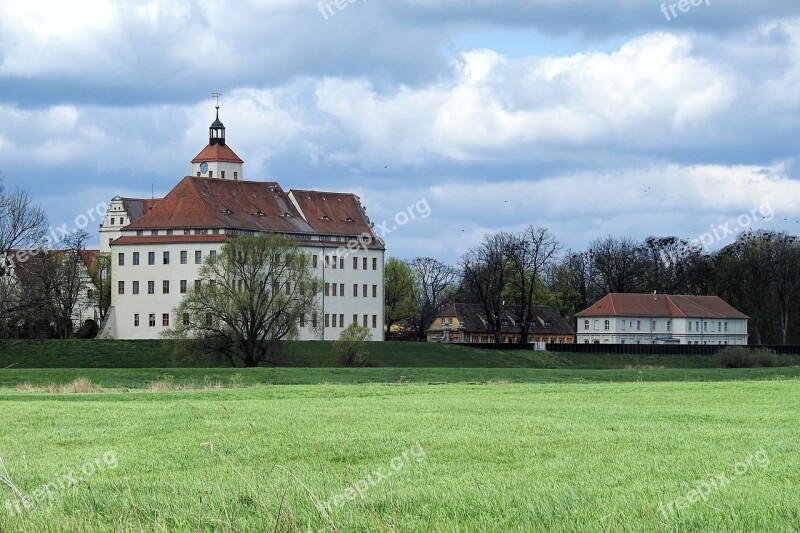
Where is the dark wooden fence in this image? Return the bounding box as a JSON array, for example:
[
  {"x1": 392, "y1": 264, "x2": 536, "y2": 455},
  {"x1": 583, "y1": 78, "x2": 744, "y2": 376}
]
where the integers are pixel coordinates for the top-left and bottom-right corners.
[{"x1": 450, "y1": 342, "x2": 800, "y2": 355}]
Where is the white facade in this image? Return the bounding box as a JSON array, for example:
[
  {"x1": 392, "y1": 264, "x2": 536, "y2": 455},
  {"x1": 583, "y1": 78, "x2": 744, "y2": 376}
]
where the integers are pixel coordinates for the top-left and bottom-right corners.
[
  {"x1": 191, "y1": 160, "x2": 243, "y2": 181},
  {"x1": 108, "y1": 241, "x2": 384, "y2": 340},
  {"x1": 576, "y1": 316, "x2": 748, "y2": 345},
  {"x1": 99, "y1": 197, "x2": 131, "y2": 253}
]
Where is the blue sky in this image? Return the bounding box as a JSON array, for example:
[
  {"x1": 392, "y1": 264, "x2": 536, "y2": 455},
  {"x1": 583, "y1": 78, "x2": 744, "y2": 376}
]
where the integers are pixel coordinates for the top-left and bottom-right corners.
[{"x1": 1, "y1": 0, "x2": 800, "y2": 263}]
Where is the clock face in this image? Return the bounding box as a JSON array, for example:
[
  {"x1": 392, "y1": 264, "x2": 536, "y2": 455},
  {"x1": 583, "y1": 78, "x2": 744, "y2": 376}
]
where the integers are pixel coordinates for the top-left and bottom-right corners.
[{"x1": 200, "y1": 162, "x2": 209, "y2": 174}]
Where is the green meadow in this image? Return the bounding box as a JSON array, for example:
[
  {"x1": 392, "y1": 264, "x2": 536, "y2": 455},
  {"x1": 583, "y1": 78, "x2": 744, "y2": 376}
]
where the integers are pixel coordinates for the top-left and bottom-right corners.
[{"x1": 0, "y1": 368, "x2": 798, "y2": 532}]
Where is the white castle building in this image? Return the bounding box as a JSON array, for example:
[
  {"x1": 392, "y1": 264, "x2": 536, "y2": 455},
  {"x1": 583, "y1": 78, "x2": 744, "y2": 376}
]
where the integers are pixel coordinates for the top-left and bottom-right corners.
[{"x1": 99, "y1": 105, "x2": 385, "y2": 340}]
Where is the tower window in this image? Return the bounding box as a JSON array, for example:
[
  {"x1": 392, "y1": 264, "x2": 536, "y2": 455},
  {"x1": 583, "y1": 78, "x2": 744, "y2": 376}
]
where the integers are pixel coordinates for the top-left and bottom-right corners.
[
  {"x1": 234, "y1": 172, "x2": 238, "y2": 180},
  {"x1": 209, "y1": 171, "x2": 213, "y2": 178},
  {"x1": 221, "y1": 171, "x2": 226, "y2": 179}
]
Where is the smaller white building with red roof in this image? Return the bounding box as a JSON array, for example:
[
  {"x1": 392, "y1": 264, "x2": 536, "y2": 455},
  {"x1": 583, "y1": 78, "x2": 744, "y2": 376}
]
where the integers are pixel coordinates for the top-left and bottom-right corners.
[{"x1": 575, "y1": 293, "x2": 748, "y2": 345}]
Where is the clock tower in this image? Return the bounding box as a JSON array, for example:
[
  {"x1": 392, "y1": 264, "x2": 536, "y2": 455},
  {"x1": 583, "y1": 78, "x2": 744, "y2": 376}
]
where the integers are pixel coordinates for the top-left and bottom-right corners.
[{"x1": 190, "y1": 95, "x2": 244, "y2": 180}]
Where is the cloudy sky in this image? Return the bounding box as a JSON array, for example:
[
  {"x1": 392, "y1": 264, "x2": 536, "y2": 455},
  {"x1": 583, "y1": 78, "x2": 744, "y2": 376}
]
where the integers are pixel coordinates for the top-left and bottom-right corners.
[{"x1": 2, "y1": 0, "x2": 800, "y2": 263}]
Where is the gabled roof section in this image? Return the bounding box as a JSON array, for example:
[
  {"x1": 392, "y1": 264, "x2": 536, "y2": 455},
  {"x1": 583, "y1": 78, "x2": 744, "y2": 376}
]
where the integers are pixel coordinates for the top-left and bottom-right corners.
[
  {"x1": 120, "y1": 198, "x2": 160, "y2": 222},
  {"x1": 429, "y1": 303, "x2": 574, "y2": 335},
  {"x1": 191, "y1": 144, "x2": 243, "y2": 164},
  {"x1": 289, "y1": 189, "x2": 376, "y2": 238},
  {"x1": 575, "y1": 294, "x2": 748, "y2": 319},
  {"x1": 124, "y1": 177, "x2": 316, "y2": 234}
]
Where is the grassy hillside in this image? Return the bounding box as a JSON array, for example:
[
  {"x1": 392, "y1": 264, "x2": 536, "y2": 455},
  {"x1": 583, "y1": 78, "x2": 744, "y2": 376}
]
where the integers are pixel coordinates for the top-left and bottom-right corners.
[
  {"x1": 0, "y1": 381, "x2": 797, "y2": 531},
  {"x1": 1, "y1": 339, "x2": 798, "y2": 369}
]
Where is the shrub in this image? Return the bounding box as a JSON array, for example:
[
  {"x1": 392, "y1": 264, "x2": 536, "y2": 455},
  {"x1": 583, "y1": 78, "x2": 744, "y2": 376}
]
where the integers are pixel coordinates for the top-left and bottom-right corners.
[
  {"x1": 74, "y1": 320, "x2": 99, "y2": 339},
  {"x1": 335, "y1": 323, "x2": 374, "y2": 367},
  {"x1": 717, "y1": 347, "x2": 791, "y2": 368}
]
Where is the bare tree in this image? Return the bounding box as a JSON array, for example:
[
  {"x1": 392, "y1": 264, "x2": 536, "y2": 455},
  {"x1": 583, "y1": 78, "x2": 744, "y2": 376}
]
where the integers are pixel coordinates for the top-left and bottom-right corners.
[
  {"x1": 590, "y1": 236, "x2": 649, "y2": 294},
  {"x1": 507, "y1": 226, "x2": 560, "y2": 343},
  {"x1": 0, "y1": 175, "x2": 48, "y2": 261},
  {"x1": 409, "y1": 257, "x2": 457, "y2": 341},
  {"x1": 460, "y1": 232, "x2": 515, "y2": 343}
]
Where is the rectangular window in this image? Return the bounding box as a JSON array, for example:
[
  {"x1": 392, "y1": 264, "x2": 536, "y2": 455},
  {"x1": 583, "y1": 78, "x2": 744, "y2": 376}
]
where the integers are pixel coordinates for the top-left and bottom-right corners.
[
  {"x1": 162, "y1": 314, "x2": 169, "y2": 327},
  {"x1": 209, "y1": 171, "x2": 213, "y2": 178},
  {"x1": 234, "y1": 172, "x2": 238, "y2": 180},
  {"x1": 363, "y1": 314, "x2": 368, "y2": 328},
  {"x1": 151, "y1": 230, "x2": 158, "y2": 236},
  {"x1": 651, "y1": 320, "x2": 656, "y2": 330},
  {"x1": 180, "y1": 251, "x2": 187, "y2": 264},
  {"x1": 718, "y1": 321, "x2": 722, "y2": 332},
  {"x1": 353, "y1": 257, "x2": 358, "y2": 270},
  {"x1": 325, "y1": 283, "x2": 330, "y2": 296},
  {"x1": 667, "y1": 320, "x2": 671, "y2": 332},
  {"x1": 221, "y1": 171, "x2": 226, "y2": 179},
  {"x1": 111, "y1": 217, "x2": 115, "y2": 225},
  {"x1": 604, "y1": 320, "x2": 610, "y2": 331},
  {"x1": 149, "y1": 314, "x2": 156, "y2": 327},
  {"x1": 332, "y1": 283, "x2": 338, "y2": 297},
  {"x1": 195, "y1": 251, "x2": 202, "y2": 264},
  {"x1": 118, "y1": 281, "x2": 124, "y2": 295},
  {"x1": 584, "y1": 320, "x2": 589, "y2": 331},
  {"x1": 299, "y1": 314, "x2": 305, "y2": 327},
  {"x1": 724, "y1": 321, "x2": 728, "y2": 332},
  {"x1": 688, "y1": 321, "x2": 692, "y2": 332},
  {"x1": 363, "y1": 258, "x2": 367, "y2": 270},
  {"x1": 363, "y1": 284, "x2": 367, "y2": 298},
  {"x1": 340, "y1": 258, "x2": 344, "y2": 269},
  {"x1": 136, "y1": 230, "x2": 143, "y2": 236},
  {"x1": 132, "y1": 281, "x2": 140, "y2": 295},
  {"x1": 373, "y1": 258, "x2": 378, "y2": 271},
  {"x1": 340, "y1": 283, "x2": 345, "y2": 297},
  {"x1": 166, "y1": 229, "x2": 173, "y2": 236},
  {"x1": 312, "y1": 312, "x2": 318, "y2": 328},
  {"x1": 210, "y1": 250, "x2": 217, "y2": 261},
  {"x1": 325, "y1": 314, "x2": 330, "y2": 328},
  {"x1": 353, "y1": 314, "x2": 358, "y2": 325},
  {"x1": 118, "y1": 253, "x2": 125, "y2": 266},
  {"x1": 133, "y1": 252, "x2": 140, "y2": 266},
  {"x1": 372, "y1": 315, "x2": 377, "y2": 328},
  {"x1": 636, "y1": 320, "x2": 641, "y2": 331},
  {"x1": 372, "y1": 285, "x2": 377, "y2": 298},
  {"x1": 313, "y1": 255, "x2": 318, "y2": 268},
  {"x1": 134, "y1": 314, "x2": 140, "y2": 327},
  {"x1": 163, "y1": 251, "x2": 169, "y2": 265},
  {"x1": 183, "y1": 313, "x2": 190, "y2": 326},
  {"x1": 332, "y1": 255, "x2": 337, "y2": 269},
  {"x1": 325, "y1": 255, "x2": 330, "y2": 268},
  {"x1": 148, "y1": 281, "x2": 155, "y2": 294},
  {"x1": 195, "y1": 280, "x2": 201, "y2": 291},
  {"x1": 163, "y1": 280, "x2": 170, "y2": 294},
  {"x1": 704, "y1": 321, "x2": 708, "y2": 332},
  {"x1": 353, "y1": 284, "x2": 358, "y2": 297},
  {"x1": 180, "y1": 280, "x2": 187, "y2": 294},
  {"x1": 339, "y1": 314, "x2": 344, "y2": 328},
  {"x1": 148, "y1": 252, "x2": 155, "y2": 265}
]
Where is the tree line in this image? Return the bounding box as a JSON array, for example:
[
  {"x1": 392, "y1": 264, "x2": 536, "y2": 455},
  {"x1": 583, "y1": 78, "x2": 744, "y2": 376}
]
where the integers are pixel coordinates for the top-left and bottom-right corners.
[{"x1": 385, "y1": 227, "x2": 800, "y2": 345}]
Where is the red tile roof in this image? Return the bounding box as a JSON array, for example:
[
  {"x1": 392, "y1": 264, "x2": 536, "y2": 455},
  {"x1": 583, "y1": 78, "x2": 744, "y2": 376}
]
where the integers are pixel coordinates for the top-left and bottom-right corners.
[
  {"x1": 124, "y1": 177, "x2": 315, "y2": 233},
  {"x1": 191, "y1": 144, "x2": 243, "y2": 164},
  {"x1": 120, "y1": 178, "x2": 383, "y2": 250},
  {"x1": 576, "y1": 294, "x2": 748, "y2": 319},
  {"x1": 290, "y1": 190, "x2": 376, "y2": 237}
]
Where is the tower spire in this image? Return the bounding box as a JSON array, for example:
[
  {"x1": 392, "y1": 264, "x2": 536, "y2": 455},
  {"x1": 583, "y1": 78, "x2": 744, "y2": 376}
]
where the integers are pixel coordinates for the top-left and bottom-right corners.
[{"x1": 209, "y1": 92, "x2": 225, "y2": 146}]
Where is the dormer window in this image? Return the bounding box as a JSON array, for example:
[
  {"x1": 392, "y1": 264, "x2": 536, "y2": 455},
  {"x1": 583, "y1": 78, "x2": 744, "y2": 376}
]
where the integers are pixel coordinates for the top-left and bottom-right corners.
[
  {"x1": 221, "y1": 208, "x2": 233, "y2": 215},
  {"x1": 344, "y1": 217, "x2": 354, "y2": 223},
  {"x1": 319, "y1": 215, "x2": 331, "y2": 221},
  {"x1": 253, "y1": 210, "x2": 267, "y2": 217}
]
